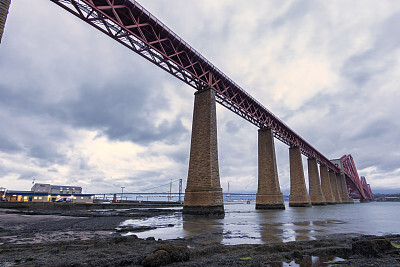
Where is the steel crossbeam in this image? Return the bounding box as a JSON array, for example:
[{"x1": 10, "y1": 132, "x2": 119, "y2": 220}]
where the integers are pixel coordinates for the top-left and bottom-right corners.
[{"x1": 51, "y1": 0, "x2": 340, "y2": 172}]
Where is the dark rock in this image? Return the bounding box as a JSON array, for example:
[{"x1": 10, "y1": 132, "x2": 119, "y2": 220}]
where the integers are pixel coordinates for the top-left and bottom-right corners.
[
  {"x1": 155, "y1": 244, "x2": 190, "y2": 262},
  {"x1": 146, "y1": 237, "x2": 156, "y2": 241},
  {"x1": 352, "y1": 238, "x2": 393, "y2": 257},
  {"x1": 113, "y1": 236, "x2": 128, "y2": 244},
  {"x1": 141, "y1": 249, "x2": 171, "y2": 267},
  {"x1": 50, "y1": 248, "x2": 59, "y2": 254},
  {"x1": 292, "y1": 250, "x2": 303, "y2": 259}
]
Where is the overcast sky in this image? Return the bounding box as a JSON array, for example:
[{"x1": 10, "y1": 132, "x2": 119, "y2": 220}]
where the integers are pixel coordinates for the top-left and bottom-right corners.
[{"x1": 0, "y1": 0, "x2": 399, "y2": 194}]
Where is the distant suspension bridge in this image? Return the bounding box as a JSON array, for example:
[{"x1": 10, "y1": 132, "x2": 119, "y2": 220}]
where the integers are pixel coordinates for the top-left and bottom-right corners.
[{"x1": 94, "y1": 178, "x2": 253, "y2": 202}]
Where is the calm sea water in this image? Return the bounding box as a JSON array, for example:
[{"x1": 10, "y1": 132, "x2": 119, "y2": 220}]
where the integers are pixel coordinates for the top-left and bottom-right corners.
[{"x1": 120, "y1": 201, "x2": 400, "y2": 245}]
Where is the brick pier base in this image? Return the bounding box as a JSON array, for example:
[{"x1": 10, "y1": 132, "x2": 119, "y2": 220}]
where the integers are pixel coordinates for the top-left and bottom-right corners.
[
  {"x1": 329, "y1": 170, "x2": 341, "y2": 204},
  {"x1": 255, "y1": 128, "x2": 285, "y2": 210},
  {"x1": 289, "y1": 147, "x2": 311, "y2": 207},
  {"x1": 183, "y1": 87, "x2": 224, "y2": 216},
  {"x1": 307, "y1": 158, "x2": 326, "y2": 205},
  {"x1": 338, "y1": 173, "x2": 353, "y2": 204},
  {"x1": 320, "y1": 165, "x2": 336, "y2": 204}
]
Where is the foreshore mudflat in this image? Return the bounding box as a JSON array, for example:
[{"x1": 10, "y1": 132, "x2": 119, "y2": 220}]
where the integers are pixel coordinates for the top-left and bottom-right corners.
[{"x1": 0, "y1": 207, "x2": 399, "y2": 266}]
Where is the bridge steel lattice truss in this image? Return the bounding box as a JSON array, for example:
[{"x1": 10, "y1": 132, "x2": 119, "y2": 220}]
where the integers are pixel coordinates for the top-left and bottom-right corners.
[
  {"x1": 340, "y1": 155, "x2": 374, "y2": 200},
  {"x1": 50, "y1": 0, "x2": 373, "y2": 201}
]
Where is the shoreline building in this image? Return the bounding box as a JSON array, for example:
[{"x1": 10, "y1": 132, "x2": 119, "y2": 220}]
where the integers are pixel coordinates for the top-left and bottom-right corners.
[{"x1": 3, "y1": 183, "x2": 94, "y2": 203}]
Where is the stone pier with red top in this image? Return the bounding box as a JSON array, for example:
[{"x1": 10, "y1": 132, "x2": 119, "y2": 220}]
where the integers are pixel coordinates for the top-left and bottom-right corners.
[
  {"x1": 329, "y1": 170, "x2": 341, "y2": 203},
  {"x1": 183, "y1": 87, "x2": 224, "y2": 215},
  {"x1": 307, "y1": 158, "x2": 326, "y2": 205},
  {"x1": 335, "y1": 173, "x2": 343, "y2": 202},
  {"x1": 256, "y1": 128, "x2": 285, "y2": 209},
  {"x1": 320, "y1": 165, "x2": 336, "y2": 204},
  {"x1": 289, "y1": 146, "x2": 311, "y2": 207},
  {"x1": 339, "y1": 173, "x2": 353, "y2": 203}
]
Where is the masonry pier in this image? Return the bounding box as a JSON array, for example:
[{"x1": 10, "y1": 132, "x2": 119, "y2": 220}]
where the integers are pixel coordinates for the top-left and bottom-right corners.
[
  {"x1": 289, "y1": 146, "x2": 311, "y2": 207},
  {"x1": 183, "y1": 87, "x2": 224, "y2": 215},
  {"x1": 255, "y1": 128, "x2": 285, "y2": 209},
  {"x1": 320, "y1": 165, "x2": 336, "y2": 204},
  {"x1": 335, "y1": 173, "x2": 343, "y2": 203},
  {"x1": 329, "y1": 170, "x2": 341, "y2": 203},
  {"x1": 339, "y1": 173, "x2": 353, "y2": 203},
  {"x1": 307, "y1": 158, "x2": 326, "y2": 205}
]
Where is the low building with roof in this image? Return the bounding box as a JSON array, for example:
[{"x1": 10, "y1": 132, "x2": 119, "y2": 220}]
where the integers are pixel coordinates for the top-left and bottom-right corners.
[{"x1": 2, "y1": 183, "x2": 94, "y2": 203}]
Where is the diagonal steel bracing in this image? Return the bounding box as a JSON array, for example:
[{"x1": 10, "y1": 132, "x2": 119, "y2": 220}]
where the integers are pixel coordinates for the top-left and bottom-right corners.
[
  {"x1": 340, "y1": 154, "x2": 374, "y2": 200},
  {"x1": 51, "y1": 0, "x2": 340, "y2": 172}
]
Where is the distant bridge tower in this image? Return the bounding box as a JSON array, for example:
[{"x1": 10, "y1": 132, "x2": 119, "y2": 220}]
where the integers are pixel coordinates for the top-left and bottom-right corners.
[
  {"x1": 178, "y1": 179, "x2": 182, "y2": 203},
  {"x1": 0, "y1": 0, "x2": 11, "y2": 43}
]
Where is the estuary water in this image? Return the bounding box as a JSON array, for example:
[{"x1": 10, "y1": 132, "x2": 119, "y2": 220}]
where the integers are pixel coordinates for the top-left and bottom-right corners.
[{"x1": 120, "y1": 201, "x2": 400, "y2": 245}]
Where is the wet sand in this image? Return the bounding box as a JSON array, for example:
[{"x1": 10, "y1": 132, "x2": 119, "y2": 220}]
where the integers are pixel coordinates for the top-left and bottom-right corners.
[{"x1": 0, "y1": 208, "x2": 399, "y2": 266}]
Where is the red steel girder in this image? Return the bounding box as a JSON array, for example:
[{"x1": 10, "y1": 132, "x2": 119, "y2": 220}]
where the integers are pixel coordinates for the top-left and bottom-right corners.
[
  {"x1": 360, "y1": 176, "x2": 374, "y2": 200},
  {"x1": 51, "y1": 0, "x2": 340, "y2": 173},
  {"x1": 340, "y1": 155, "x2": 372, "y2": 200}
]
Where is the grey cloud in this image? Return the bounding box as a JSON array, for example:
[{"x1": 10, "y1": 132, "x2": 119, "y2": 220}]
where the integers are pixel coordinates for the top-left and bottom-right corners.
[
  {"x1": 0, "y1": 135, "x2": 21, "y2": 153},
  {"x1": 142, "y1": 146, "x2": 189, "y2": 165},
  {"x1": 47, "y1": 168, "x2": 59, "y2": 173},
  {"x1": 60, "y1": 82, "x2": 188, "y2": 145},
  {"x1": 271, "y1": 0, "x2": 315, "y2": 28},
  {"x1": 79, "y1": 157, "x2": 92, "y2": 171},
  {"x1": 28, "y1": 145, "x2": 66, "y2": 166},
  {"x1": 17, "y1": 171, "x2": 40, "y2": 181},
  {"x1": 342, "y1": 12, "x2": 400, "y2": 86}
]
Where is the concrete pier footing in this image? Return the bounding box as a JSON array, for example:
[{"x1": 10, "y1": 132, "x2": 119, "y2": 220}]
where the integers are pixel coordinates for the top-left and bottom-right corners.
[
  {"x1": 307, "y1": 158, "x2": 326, "y2": 205},
  {"x1": 329, "y1": 170, "x2": 341, "y2": 204},
  {"x1": 183, "y1": 87, "x2": 224, "y2": 216},
  {"x1": 255, "y1": 128, "x2": 285, "y2": 210},
  {"x1": 289, "y1": 146, "x2": 311, "y2": 207},
  {"x1": 320, "y1": 165, "x2": 335, "y2": 204}
]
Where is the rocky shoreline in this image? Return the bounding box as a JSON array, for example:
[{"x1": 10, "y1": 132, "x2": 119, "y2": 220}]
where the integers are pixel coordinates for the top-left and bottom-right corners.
[{"x1": 0, "y1": 207, "x2": 399, "y2": 266}]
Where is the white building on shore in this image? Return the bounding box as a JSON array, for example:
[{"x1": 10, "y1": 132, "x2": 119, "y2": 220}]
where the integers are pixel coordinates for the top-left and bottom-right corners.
[{"x1": 3, "y1": 183, "x2": 93, "y2": 203}]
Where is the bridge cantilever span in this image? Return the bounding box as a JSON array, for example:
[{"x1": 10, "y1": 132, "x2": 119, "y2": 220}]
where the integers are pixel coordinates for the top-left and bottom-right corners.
[
  {"x1": 51, "y1": 0, "x2": 340, "y2": 173},
  {"x1": 332, "y1": 155, "x2": 374, "y2": 201}
]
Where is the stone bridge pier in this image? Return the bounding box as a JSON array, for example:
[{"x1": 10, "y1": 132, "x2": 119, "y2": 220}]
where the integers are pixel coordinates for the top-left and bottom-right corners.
[
  {"x1": 329, "y1": 170, "x2": 341, "y2": 203},
  {"x1": 339, "y1": 173, "x2": 353, "y2": 203},
  {"x1": 182, "y1": 86, "x2": 352, "y2": 214},
  {"x1": 320, "y1": 165, "x2": 336, "y2": 204},
  {"x1": 255, "y1": 128, "x2": 285, "y2": 209},
  {"x1": 183, "y1": 87, "x2": 224, "y2": 215},
  {"x1": 289, "y1": 146, "x2": 311, "y2": 207},
  {"x1": 307, "y1": 158, "x2": 326, "y2": 205}
]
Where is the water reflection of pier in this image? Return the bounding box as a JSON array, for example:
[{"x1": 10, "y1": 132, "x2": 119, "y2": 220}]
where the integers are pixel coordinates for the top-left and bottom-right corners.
[{"x1": 182, "y1": 214, "x2": 223, "y2": 244}]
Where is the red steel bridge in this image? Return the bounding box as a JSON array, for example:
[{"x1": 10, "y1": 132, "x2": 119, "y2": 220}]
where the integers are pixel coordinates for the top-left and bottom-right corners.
[
  {"x1": 340, "y1": 155, "x2": 374, "y2": 200},
  {"x1": 28, "y1": 0, "x2": 372, "y2": 201}
]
